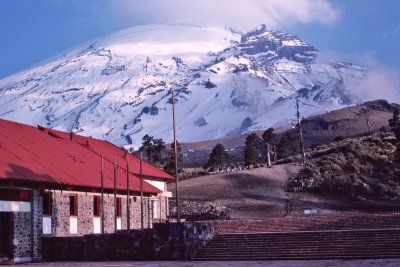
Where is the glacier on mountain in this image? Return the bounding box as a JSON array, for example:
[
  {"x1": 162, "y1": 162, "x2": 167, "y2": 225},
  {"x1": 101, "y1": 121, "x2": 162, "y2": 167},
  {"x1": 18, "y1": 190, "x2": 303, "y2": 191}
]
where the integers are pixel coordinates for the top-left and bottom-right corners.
[{"x1": 0, "y1": 24, "x2": 367, "y2": 148}]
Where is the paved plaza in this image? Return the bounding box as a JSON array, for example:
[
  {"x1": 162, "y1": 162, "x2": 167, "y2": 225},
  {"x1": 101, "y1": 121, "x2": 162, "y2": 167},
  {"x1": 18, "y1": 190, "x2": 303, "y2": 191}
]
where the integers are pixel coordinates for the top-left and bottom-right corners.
[{"x1": 8, "y1": 259, "x2": 400, "y2": 267}]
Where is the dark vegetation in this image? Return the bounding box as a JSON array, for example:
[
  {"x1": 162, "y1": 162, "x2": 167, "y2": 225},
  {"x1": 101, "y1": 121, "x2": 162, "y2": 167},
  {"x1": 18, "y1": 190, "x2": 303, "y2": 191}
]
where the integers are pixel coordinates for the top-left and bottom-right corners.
[{"x1": 287, "y1": 109, "x2": 400, "y2": 200}]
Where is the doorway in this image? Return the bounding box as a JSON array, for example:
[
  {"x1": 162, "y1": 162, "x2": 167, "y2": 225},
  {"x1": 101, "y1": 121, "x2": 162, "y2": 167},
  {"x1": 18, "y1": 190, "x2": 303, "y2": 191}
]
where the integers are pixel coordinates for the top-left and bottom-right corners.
[{"x1": 0, "y1": 213, "x2": 12, "y2": 259}]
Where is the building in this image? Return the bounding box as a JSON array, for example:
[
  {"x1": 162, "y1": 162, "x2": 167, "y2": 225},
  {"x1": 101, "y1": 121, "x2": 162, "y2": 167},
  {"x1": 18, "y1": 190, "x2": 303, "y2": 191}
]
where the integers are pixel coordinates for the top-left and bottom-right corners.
[{"x1": 0, "y1": 119, "x2": 174, "y2": 263}]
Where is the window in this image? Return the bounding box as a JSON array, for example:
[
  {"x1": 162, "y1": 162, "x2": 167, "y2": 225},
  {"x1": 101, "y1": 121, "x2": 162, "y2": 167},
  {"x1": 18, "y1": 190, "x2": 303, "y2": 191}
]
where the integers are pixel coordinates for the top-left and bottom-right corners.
[
  {"x1": 42, "y1": 192, "x2": 52, "y2": 216},
  {"x1": 116, "y1": 197, "x2": 122, "y2": 217},
  {"x1": 69, "y1": 195, "x2": 78, "y2": 216},
  {"x1": 93, "y1": 196, "x2": 100, "y2": 217}
]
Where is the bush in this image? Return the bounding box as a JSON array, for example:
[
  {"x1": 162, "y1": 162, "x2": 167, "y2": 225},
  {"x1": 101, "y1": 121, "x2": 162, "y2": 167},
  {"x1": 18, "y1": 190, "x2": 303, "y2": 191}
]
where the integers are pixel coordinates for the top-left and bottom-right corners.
[
  {"x1": 334, "y1": 135, "x2": 345, "y2": 142},
  {"x1": 286, "y1": 133, "x2": 400, "y2": 200}
]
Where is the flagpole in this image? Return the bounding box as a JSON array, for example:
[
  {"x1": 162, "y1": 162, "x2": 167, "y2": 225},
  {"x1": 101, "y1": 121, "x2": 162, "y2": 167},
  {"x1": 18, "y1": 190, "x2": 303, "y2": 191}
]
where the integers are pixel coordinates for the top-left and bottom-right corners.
[
  {"x1": 114, "y1": 155, "x2": 117, "y2": 232},
  {"x1": 126, "y1": 154, "x2": 130, "y2": 231},
  {"x1": 101, "y1": 155, "x2": 104, "y2": 234},
  {"x1": 140, "y1": 151, "x2": 144, "y2": 230}
]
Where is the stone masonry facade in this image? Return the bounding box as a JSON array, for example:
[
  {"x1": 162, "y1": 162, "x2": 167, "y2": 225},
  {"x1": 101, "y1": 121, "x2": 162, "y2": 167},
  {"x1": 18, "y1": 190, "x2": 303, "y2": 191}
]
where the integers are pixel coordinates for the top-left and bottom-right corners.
[
  {"x1": 9, "y1": 188, "x2": 169, "y2": 263},
  {"x1": 48, "y1": 190, "x2": 168, "y2": 236}
]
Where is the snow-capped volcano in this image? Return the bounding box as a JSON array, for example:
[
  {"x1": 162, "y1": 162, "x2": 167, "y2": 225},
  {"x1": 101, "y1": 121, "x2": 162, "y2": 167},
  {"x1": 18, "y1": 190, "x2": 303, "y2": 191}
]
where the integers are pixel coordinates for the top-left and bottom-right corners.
[{"x1": 0, "y1": 24, "x2": 366, "y2": 148}]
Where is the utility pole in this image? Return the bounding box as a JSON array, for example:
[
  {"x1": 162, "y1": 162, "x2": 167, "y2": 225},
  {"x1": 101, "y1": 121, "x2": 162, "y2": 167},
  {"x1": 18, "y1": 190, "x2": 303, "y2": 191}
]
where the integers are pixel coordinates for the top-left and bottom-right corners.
[
  {"x1": 172, "y1": 90, "x2": 180, "y2": 223},
  {"x1": 366, "y1": 116, "x2": 371, "y2": 135},
  {"x1": 296, "y1": 99, "x2": 306, "y2": 165}
]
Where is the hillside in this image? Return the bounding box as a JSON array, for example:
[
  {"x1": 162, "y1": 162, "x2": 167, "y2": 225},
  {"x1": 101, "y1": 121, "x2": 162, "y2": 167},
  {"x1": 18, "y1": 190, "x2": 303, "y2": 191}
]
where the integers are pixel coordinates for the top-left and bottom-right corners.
[
  {"x1": 168, "y1": 164, "x2": 302, "y2": 218},
  {"x1": 168, "y1": 161, "x2": 400, "y2": 219},
  {"x1": 169, "y1": 119, "x2": 400, "y2": 219},
  {"x1": 178, "y1": 99, "x2": 398, "y2": 167},
  {"x1": 287, "y1": 132, "x2": 400, "y2": 200}
]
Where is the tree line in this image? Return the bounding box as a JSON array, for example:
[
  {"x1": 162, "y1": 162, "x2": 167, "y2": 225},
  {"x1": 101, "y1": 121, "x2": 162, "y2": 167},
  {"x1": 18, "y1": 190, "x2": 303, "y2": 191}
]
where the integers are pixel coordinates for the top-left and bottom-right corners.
[{"x1": 140, "y1": 107, "x2": 400, "y2": 174}]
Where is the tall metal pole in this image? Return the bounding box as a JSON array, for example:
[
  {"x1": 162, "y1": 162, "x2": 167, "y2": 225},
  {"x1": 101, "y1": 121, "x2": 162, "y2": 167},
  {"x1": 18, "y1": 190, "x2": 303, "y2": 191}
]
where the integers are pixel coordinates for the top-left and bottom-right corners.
[
  {"x1": 172, "y1": 90, "x2": 180, "y2": 222},
  {"x1": 140, "y1": 151, "x2": 144, "y2": 230},
  {"x1": 114, "y1": 156, "x2": 117, "y2": 232},
  {"x1": 296, "y1": 99, "x2": 306, "y2": 165},
  {"x1": 126, "y1": 155, "x2": 130, "y2": 231},
  {"x1": 101, "y1": 155, "x2": 104, "y2": 234}
]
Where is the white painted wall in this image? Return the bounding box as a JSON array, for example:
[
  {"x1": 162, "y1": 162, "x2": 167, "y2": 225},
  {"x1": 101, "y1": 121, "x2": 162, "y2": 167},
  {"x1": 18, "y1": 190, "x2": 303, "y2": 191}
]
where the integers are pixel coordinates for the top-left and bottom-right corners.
[
  {"x1": 152, "y1": 200, "x2": 159, "y2": 219},
  {"x1": 69, "y1": 217, "x2": 78, "y2": 234},
  {"x1": 42, "y1": 217, "x2": 52, "y2": 234},
  {"x1": 116, "y1": 218, "x2": 122, "y2": 230},
  {"x1": 0, "y1": 200, "x2": 30, "y2": 212},
  {"x1": 144, "y1": 179, "x2": 166, "y2": 192},
  {"x1": 93, "y1": 217, "x2": 101, "y2": 234}
]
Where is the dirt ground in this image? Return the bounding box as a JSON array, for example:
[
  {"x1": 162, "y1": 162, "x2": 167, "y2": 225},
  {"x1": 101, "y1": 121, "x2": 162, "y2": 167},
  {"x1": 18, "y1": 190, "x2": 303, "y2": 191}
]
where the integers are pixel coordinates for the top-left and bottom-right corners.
[{"x1": 168, "y1": 163, "x2": 400, "y2": 218}]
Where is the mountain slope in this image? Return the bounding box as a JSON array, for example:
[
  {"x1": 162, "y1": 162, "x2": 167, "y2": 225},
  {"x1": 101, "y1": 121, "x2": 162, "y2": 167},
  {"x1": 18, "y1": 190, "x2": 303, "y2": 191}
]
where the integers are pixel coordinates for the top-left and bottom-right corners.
[{"x1": 0, "y1": 24, "x2": 367, "y2": 148}]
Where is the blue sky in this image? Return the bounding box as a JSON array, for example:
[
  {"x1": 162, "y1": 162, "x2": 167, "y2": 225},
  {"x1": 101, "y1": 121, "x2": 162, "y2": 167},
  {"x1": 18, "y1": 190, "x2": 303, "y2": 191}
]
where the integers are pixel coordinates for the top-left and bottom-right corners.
[{"x1": 0, "y1": 0, "x2": 399, "y2": 79}]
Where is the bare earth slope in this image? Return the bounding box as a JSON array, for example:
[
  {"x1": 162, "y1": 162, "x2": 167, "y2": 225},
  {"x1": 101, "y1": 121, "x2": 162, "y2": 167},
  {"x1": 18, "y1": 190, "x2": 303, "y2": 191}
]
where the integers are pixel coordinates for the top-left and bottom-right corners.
[
  {"x1": 168, "y1": 162, "x2": 400, "y2": 219},
  {"x1": 169, "y1": 164, "x2": 301, "y2": 218}
]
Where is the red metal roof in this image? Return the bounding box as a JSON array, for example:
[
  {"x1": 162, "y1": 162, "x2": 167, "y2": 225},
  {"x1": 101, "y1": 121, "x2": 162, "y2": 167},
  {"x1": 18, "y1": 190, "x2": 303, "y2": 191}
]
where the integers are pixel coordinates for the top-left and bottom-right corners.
[
  {"x1": 49, "y1": 128, "x2": 174, "y2": 181},
  {"x1": 0, "y1": 119, "x2": 174, "y2": 194}
]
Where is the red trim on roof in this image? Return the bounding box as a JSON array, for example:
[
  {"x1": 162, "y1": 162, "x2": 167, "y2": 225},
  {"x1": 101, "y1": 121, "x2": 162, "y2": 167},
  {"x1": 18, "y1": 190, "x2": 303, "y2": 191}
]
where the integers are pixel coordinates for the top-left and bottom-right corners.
[{"x1": 0, "y1": 119, "x2": 174, "y2": 194}]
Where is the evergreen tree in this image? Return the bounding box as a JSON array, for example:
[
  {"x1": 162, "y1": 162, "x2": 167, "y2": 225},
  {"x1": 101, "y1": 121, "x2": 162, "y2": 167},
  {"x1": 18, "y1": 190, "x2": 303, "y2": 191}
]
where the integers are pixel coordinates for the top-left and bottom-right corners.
[
  {"x1": 140, "y1": 134, "x2": 155, "y2": 163},
  {"x1": 140, "y1": 135, "x2": 165, "y2": 164},
  {"x1": 164, "y1": 141, "x2": 182, "y2": 175},
  {"x1": 205, "y1": 143, "x2": 227, "y2": 171},
  {"x1": 262, "y1": 127, "x2": 276, "y2": 144},
  {"x1": 152, "y1": 138, "x2": 166, "y2": 164},
  {"x1": 244, "y1": 133, "x2": 261, "y2": 165},
  {"x1": 277, "y1": 132, "x2": 294, "y2": 159},
  {"x1": 262, "y1": 127, "x2": 276, "y2": 161}
]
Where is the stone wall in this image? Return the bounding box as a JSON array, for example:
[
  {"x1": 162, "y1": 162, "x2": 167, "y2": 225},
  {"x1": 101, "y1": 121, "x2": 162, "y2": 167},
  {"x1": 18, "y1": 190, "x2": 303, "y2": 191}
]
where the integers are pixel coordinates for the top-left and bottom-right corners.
[
  {"x1": 153, "y1": 221, "x2": 216, "y2": 260},
  {"x1": 42, "y1": 236, "x2": 84, "y2": 261},
  {"x1": 6, "y1": 187, "x2": 169, "y2": 263},
  {"x1": 42, "y1": 221, "x2": 216, "y2": 261},
  {"x1": 42, "y1": 230, "x2": 153, "y2": 261},
  {"x1": 31, "y1": 190, "x2": 42, "y2": 261},
  {"x1": 49, "y1": 190, "x2": 168, "y2": 236},
  {"x1": 13, "y1": 212, "x2": 32, "y2": 262},
  {"x1": 12, "y1": 189, "x2": 43, "y2": 263}
]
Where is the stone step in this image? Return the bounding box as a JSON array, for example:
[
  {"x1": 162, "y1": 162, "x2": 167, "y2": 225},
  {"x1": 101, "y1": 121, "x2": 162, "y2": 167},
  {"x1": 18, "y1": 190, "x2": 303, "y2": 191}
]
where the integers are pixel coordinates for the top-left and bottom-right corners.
[
  {"x1": 192, "y1": 254, "x2": 400, "y2": 261},
  {"x1": 194, "y1": 228, "x2": 400, "y2": 260},
  {"x1": 204, "y1": 243, "x2": 400, "y2": 250}
]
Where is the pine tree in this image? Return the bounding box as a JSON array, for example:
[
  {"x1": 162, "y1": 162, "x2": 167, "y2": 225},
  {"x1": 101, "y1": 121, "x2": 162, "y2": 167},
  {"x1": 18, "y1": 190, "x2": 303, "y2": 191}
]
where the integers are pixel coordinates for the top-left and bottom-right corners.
[
  {"x1": 205, "y1": 143, "x2": 226, "y2": 171},
  {"x1": 277, "y1": 132, "x2": 294, "y2": 159},
  {"x1": 153, "y1": 138, "x2": 166, "y2": 164},
  {"x1": 244, "y1": 133, "x2": 261, "y2": 166},
  {"x1": 164, "y1": 141, "x2": 182, "y2": 175},
  {"x1": 140, "y1": 135, "x2": 165, "y2": 164},
  {"x1": 262, "y1": 127, "x2": 276, "y2": 162},
  {"x1": 262, "y1": 127, "x2": 276, "y2": 144},
  {"x1": 140, "y1": 134, "x2": 155, "y2": 163}
]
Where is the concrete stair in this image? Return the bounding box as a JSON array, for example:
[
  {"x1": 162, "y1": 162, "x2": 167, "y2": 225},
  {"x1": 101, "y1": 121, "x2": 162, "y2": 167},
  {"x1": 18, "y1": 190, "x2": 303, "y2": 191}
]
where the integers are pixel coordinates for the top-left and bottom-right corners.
[
  {"x1": 193, "y1": 229, "x2": 400, "y2": 260},
  {"x1": 214, "y1": 213, "x2": 400, "y2": 233},
  {"x1": 193, "y1": 214, "x2": 400, "y2": 260}
]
